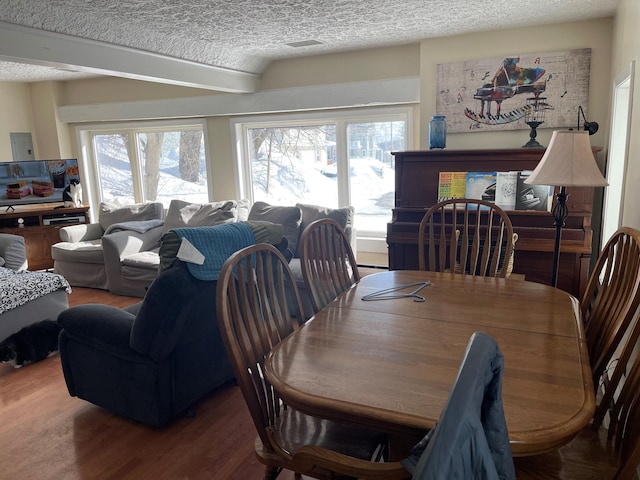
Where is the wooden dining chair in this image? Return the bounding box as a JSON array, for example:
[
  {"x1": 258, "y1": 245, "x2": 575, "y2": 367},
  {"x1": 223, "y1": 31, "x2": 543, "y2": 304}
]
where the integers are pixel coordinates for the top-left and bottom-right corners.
[
  {"x1": 581, "y1": 227, "x2": 640, "y2": 428},
  {"x1": 299, "y1": 218, "x2": 360, "y2": 314},
  {"x1": 514, "y1": 227, "x2": 640, "y2": 479},
  {"x1": 514, "y1": 331, "x2": 640, "y2": 479},
  {"x1": 417, "y1": 198, "x2": 515, "y2": 278},
  {"x1": 215, "y1": 243, "x2": 409, "y2": 480}
]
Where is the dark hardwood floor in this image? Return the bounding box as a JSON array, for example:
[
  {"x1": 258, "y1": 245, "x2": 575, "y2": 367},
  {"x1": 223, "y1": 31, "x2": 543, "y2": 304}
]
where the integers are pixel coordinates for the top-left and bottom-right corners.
[{"x1": 0, "y1": 287, "x2": 305, "y2": 479}]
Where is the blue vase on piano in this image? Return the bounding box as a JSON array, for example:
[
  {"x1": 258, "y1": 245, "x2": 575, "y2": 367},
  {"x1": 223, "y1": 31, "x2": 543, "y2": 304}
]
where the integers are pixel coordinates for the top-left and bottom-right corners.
[{"x1": 429, "y1": 115, "x2": 446, "y2": 149}]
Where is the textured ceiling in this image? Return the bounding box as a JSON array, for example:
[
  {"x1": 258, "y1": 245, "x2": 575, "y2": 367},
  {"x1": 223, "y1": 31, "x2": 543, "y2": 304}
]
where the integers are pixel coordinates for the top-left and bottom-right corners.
[{"x1": 0, "y1": 0, "x2": 621, "y2": 85}]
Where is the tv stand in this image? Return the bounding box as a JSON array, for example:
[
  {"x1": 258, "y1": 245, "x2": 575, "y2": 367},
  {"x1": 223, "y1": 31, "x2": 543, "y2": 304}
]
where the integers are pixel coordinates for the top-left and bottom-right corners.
[{"x1": 0, "y1": 204, "x2": 89, "y2": 270}]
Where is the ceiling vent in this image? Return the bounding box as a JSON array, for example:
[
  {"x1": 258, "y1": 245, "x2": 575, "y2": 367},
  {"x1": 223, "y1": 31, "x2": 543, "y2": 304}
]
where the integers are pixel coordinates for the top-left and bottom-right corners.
[{"x1": 286, "y1": 39, "x2": 324, "y2": 48}]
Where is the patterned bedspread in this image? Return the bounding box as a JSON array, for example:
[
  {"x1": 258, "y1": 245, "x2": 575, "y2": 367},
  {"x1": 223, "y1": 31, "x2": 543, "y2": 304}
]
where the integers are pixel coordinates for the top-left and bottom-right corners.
[{"x1": 0, "y1": 267, "x2": 71, "y2": 315}]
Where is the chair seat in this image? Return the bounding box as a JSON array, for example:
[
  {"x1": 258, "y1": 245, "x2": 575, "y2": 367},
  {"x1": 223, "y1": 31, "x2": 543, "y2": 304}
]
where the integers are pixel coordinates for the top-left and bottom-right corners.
[
  {"x1": 122, "y1": 250, "x2": 160, "y2": 270},
  {"x1": 271, "y1": 408, "x2": 386, "y2": 461},
  {"x1": 52, "y1": 239, "x2": 104, "y2": 264},
  {"x1": 513, "y1": 425, "x2": 620, "y2": 479}
]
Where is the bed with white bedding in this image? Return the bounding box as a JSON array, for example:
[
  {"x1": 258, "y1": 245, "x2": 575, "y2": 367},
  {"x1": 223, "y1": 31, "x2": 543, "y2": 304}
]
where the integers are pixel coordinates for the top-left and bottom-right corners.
[{"x1": 0, "y1": 267, "x2": 71, "y2": 341}]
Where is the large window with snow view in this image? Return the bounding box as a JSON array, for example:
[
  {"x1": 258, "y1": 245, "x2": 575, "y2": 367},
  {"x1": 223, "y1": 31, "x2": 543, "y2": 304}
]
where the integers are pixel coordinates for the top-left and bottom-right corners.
[
  {"x1": 83, "y1": 121, "x2": 209, "y2": 208},
  {"x1": 237, "y1": 108, "x2": 409, "y2": 237}
]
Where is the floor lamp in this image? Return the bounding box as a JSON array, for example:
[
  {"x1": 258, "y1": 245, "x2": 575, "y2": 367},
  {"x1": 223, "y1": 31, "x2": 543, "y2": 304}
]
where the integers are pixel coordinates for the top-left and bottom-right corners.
[{"x1": 525, "y1": 130, "x2": 608, "y2": 288}]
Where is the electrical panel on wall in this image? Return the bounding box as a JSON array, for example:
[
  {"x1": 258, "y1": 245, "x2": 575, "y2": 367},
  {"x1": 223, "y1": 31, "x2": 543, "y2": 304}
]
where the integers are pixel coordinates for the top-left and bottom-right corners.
[{"x1": 10, "y1": 132, "x2": 35, "y2": 161}]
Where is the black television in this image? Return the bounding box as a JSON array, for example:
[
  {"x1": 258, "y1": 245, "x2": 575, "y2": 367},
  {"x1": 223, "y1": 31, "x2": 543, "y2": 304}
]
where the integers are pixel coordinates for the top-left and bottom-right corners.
[{"x1": 0, "y1": 159, "x2": 80, "y2": 210}]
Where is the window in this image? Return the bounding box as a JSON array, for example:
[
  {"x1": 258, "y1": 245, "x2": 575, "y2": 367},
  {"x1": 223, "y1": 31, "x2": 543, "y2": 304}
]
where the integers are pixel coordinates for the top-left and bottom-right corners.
[
  {"x1": 80, "y1": 120, "x2": 209, "y2": 209},
  {"x1": 236, "y1": 108, "x2": 409, "y2": 237}
]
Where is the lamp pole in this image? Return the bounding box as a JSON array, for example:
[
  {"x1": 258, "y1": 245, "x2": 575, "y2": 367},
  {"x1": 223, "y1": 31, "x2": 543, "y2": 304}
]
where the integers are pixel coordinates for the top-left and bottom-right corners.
[{"x1": 551, "y1": 186, "x2": 569, "y2": 288}]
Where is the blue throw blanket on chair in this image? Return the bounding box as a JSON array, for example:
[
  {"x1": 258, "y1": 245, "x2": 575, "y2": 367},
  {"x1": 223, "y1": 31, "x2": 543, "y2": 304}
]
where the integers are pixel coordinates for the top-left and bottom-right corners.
[{"x1": 172, "y1": 223, "x2": 255, "y2": 281}]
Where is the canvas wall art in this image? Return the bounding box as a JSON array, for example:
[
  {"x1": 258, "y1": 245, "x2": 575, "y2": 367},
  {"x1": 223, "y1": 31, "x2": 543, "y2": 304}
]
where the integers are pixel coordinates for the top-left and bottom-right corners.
[{"x1": 436, "y1": 48, "x2": 591, "y2": 133}]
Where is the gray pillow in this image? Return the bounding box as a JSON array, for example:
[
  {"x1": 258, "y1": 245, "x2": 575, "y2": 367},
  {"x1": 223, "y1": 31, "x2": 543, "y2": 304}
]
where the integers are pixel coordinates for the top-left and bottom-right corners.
[
  {"x1": 164, "y1": 199, "x2": 241, "y2": 231},
  {"x1": 237, "y1": 199, "x2": 250, "y2": 222},
  {"x1": 296, "y1": 203, "x2": 355, "y2": 257},
  {"x1": 188, "y1": 201, "x2": 237, "y2": 226},
  {"x1": 1, "y1": 237, "x2": 27, "y2": 270},
  {"x1": 248, "y1": 201, "x2": 302, "y2": 255},
  {"x1": 99, "y1": 202, "x2": 163, "y2": 231},
  {"x1": 163, "y1": 199, "x2": 201, "y2": 231}
]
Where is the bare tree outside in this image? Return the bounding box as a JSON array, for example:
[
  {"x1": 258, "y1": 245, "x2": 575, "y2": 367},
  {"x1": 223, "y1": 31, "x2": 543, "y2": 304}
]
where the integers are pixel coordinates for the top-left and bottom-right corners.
[
  {"x1": 248, "y1": 124, "x2": 335, "y2": 198},
  {"x1": 179, "y1": 130, "x2": 202, "y2": 183},
  {"x1": 246, "y1": 119, "x2": 404, "y2": 233},
  {"x1": 92, "y1": 126, "x2": 208, "y2": 207},
  {"x1": 141, "y1": 132, "x2": 164, "y2": 201}
]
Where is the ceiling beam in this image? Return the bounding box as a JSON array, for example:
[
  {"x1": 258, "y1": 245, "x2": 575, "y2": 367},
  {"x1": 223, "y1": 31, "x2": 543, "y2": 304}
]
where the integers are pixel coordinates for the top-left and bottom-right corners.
[
  {"x1": 58, "y1": 77, "x2": 420, "y2": 123},
  {"x1": 0, "y1": 21, "x2": 259, "y2": 93}
]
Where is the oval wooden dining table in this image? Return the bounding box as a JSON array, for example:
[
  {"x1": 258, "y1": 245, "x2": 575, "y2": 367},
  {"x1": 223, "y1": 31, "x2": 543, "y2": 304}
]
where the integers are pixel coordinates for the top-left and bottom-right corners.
[{"x1": 263, "y1": 270, "x2": 595, "y2": 457}]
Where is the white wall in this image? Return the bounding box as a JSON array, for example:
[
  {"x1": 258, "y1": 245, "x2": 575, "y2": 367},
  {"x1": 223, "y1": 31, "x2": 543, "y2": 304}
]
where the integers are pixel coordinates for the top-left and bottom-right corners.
[
  {"x1": 612, "y1": 0, "x2": 640, "y2": 230},
  {"x1": 0, "y1": 82, "x2": 36, "y2": 160}
]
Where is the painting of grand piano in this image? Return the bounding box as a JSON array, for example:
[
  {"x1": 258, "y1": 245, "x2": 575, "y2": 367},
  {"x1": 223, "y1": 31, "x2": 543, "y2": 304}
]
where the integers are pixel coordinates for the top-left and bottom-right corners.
[{"x1": 436, "y1": 48, "x2": 591, "y2": 133}]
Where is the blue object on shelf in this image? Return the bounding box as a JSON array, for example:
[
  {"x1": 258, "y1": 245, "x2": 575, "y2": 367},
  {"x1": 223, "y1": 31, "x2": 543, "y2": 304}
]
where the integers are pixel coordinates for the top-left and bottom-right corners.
[{"x1": 429, "y1": 115, "x2": 447, "y2": 149}]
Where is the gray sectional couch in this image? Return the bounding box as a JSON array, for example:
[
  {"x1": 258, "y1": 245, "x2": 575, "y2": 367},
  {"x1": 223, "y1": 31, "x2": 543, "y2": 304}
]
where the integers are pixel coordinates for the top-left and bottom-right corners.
[
  {"x1": 51, "y1": 199, "x2": 354, "y2": 310},
  {"x1": 101, "y1": 199, "x2": 250, "y2": 297},
  {"x1": 51, "y1": 202, "x2": 165, "y2": 290}
]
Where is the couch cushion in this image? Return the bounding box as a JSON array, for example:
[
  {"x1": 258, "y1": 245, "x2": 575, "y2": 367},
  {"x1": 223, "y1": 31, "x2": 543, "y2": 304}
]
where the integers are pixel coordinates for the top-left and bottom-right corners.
[
  {"x1": 51, "y1": 239, "x2": 105, "y2": 264},
  {"x1": 99, "y1": 202, "x2": 163, "y2": 231},
  {"x1": 237, "y1": 199, "x2": 250, "y2": 222},
  {"x1": 295, "y1": 203, "x2": 355, "y2": 257},
  {"x1": 248, "y1": 201, "x2": 302, "y2": 256},
  {"x1": 122, "y1": 250, "x2": 161, "y2": 270},
  {"x1": 163, "y1": 199, "x2": 242, "y2": 232},
  {"x1": 163, "y1": 199, "x2": 201, "y2": 231},
  {"x1": 188, "y1": 201, "x2": 238, "y2": 226},
  {"x1": 1, "y1": 237, "x2": 27, "y2": 271}
]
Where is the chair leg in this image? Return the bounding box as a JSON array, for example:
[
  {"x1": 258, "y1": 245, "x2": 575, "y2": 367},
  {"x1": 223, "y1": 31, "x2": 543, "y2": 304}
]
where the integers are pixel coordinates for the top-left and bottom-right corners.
[{"x1": 263, "y1": 466, "x2": 280, "y2": 480}]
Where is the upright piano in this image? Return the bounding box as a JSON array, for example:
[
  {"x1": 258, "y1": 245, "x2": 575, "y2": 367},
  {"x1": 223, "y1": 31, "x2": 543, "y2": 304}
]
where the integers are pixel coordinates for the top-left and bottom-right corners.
[{"x1": 387, "y1": 148, "x2": 600, "y2": 298}]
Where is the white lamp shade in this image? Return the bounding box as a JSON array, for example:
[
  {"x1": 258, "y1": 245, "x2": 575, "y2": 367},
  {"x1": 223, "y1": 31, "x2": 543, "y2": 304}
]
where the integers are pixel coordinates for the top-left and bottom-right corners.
[{"x1": 525, "y1": 130, "x2": 608, "y2": 187}]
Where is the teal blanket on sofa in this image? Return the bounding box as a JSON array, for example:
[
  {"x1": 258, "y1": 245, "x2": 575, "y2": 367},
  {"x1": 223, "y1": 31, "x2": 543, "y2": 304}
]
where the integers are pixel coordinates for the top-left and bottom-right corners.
[{"x1": 172, "y1": 223, "x2": 256, "y2": 281}]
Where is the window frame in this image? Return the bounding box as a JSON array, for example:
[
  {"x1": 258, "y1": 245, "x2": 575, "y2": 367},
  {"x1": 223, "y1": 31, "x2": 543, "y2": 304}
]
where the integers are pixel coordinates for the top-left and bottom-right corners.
[
  {"x1": 231, "y1": 106, "x2": 412, "y2": 239},
  {"x1": 76, "y1": 119, "x2": 210, "y2": 216}
]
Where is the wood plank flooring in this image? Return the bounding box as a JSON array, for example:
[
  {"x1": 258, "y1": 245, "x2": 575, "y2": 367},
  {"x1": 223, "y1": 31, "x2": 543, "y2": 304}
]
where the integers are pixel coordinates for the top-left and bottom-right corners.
[
  {"x1": 0, "y1": 287, "x2": 628, "y2": 479},
  {"x1": 0, "y1": 288, "x2": 305, "y2": 480}
]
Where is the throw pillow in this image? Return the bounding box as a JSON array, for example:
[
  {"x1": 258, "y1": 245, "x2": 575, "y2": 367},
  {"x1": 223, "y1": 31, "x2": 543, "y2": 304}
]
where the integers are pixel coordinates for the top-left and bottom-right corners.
[
  {"x1": 99, "y1": 202, "x2": 163, "y2": 231},
  {"x1": 187, "y1": 200, "x2": 237, "y2": 226},
  {"x1": 248, "y1": 201, "x2": 302, "y2": 255},
  {"x1": 295, "y1": 203, "x2": 355, "y2": 257},
  {"x1": 1, "y1": 237, "x2": 27, "y2": 271},
  {"x1": 236, "y1": 199, "x2": 250, "y2": 222},
  {"x1": 163, "y1": 199, "x2": 201, "y2": 231},
  {"x1": 163, "y1": 199, "x2": 242, "y2": 232}
]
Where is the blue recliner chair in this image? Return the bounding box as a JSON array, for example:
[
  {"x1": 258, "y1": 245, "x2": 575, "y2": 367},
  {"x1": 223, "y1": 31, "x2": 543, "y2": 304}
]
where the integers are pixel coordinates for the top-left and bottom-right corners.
[
  {"x1": 58, "y1": 258, "x2": 236, "y2": 427},
  {"x1": 58, "y1": 222, "x2": 285, "y2": 427}
]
